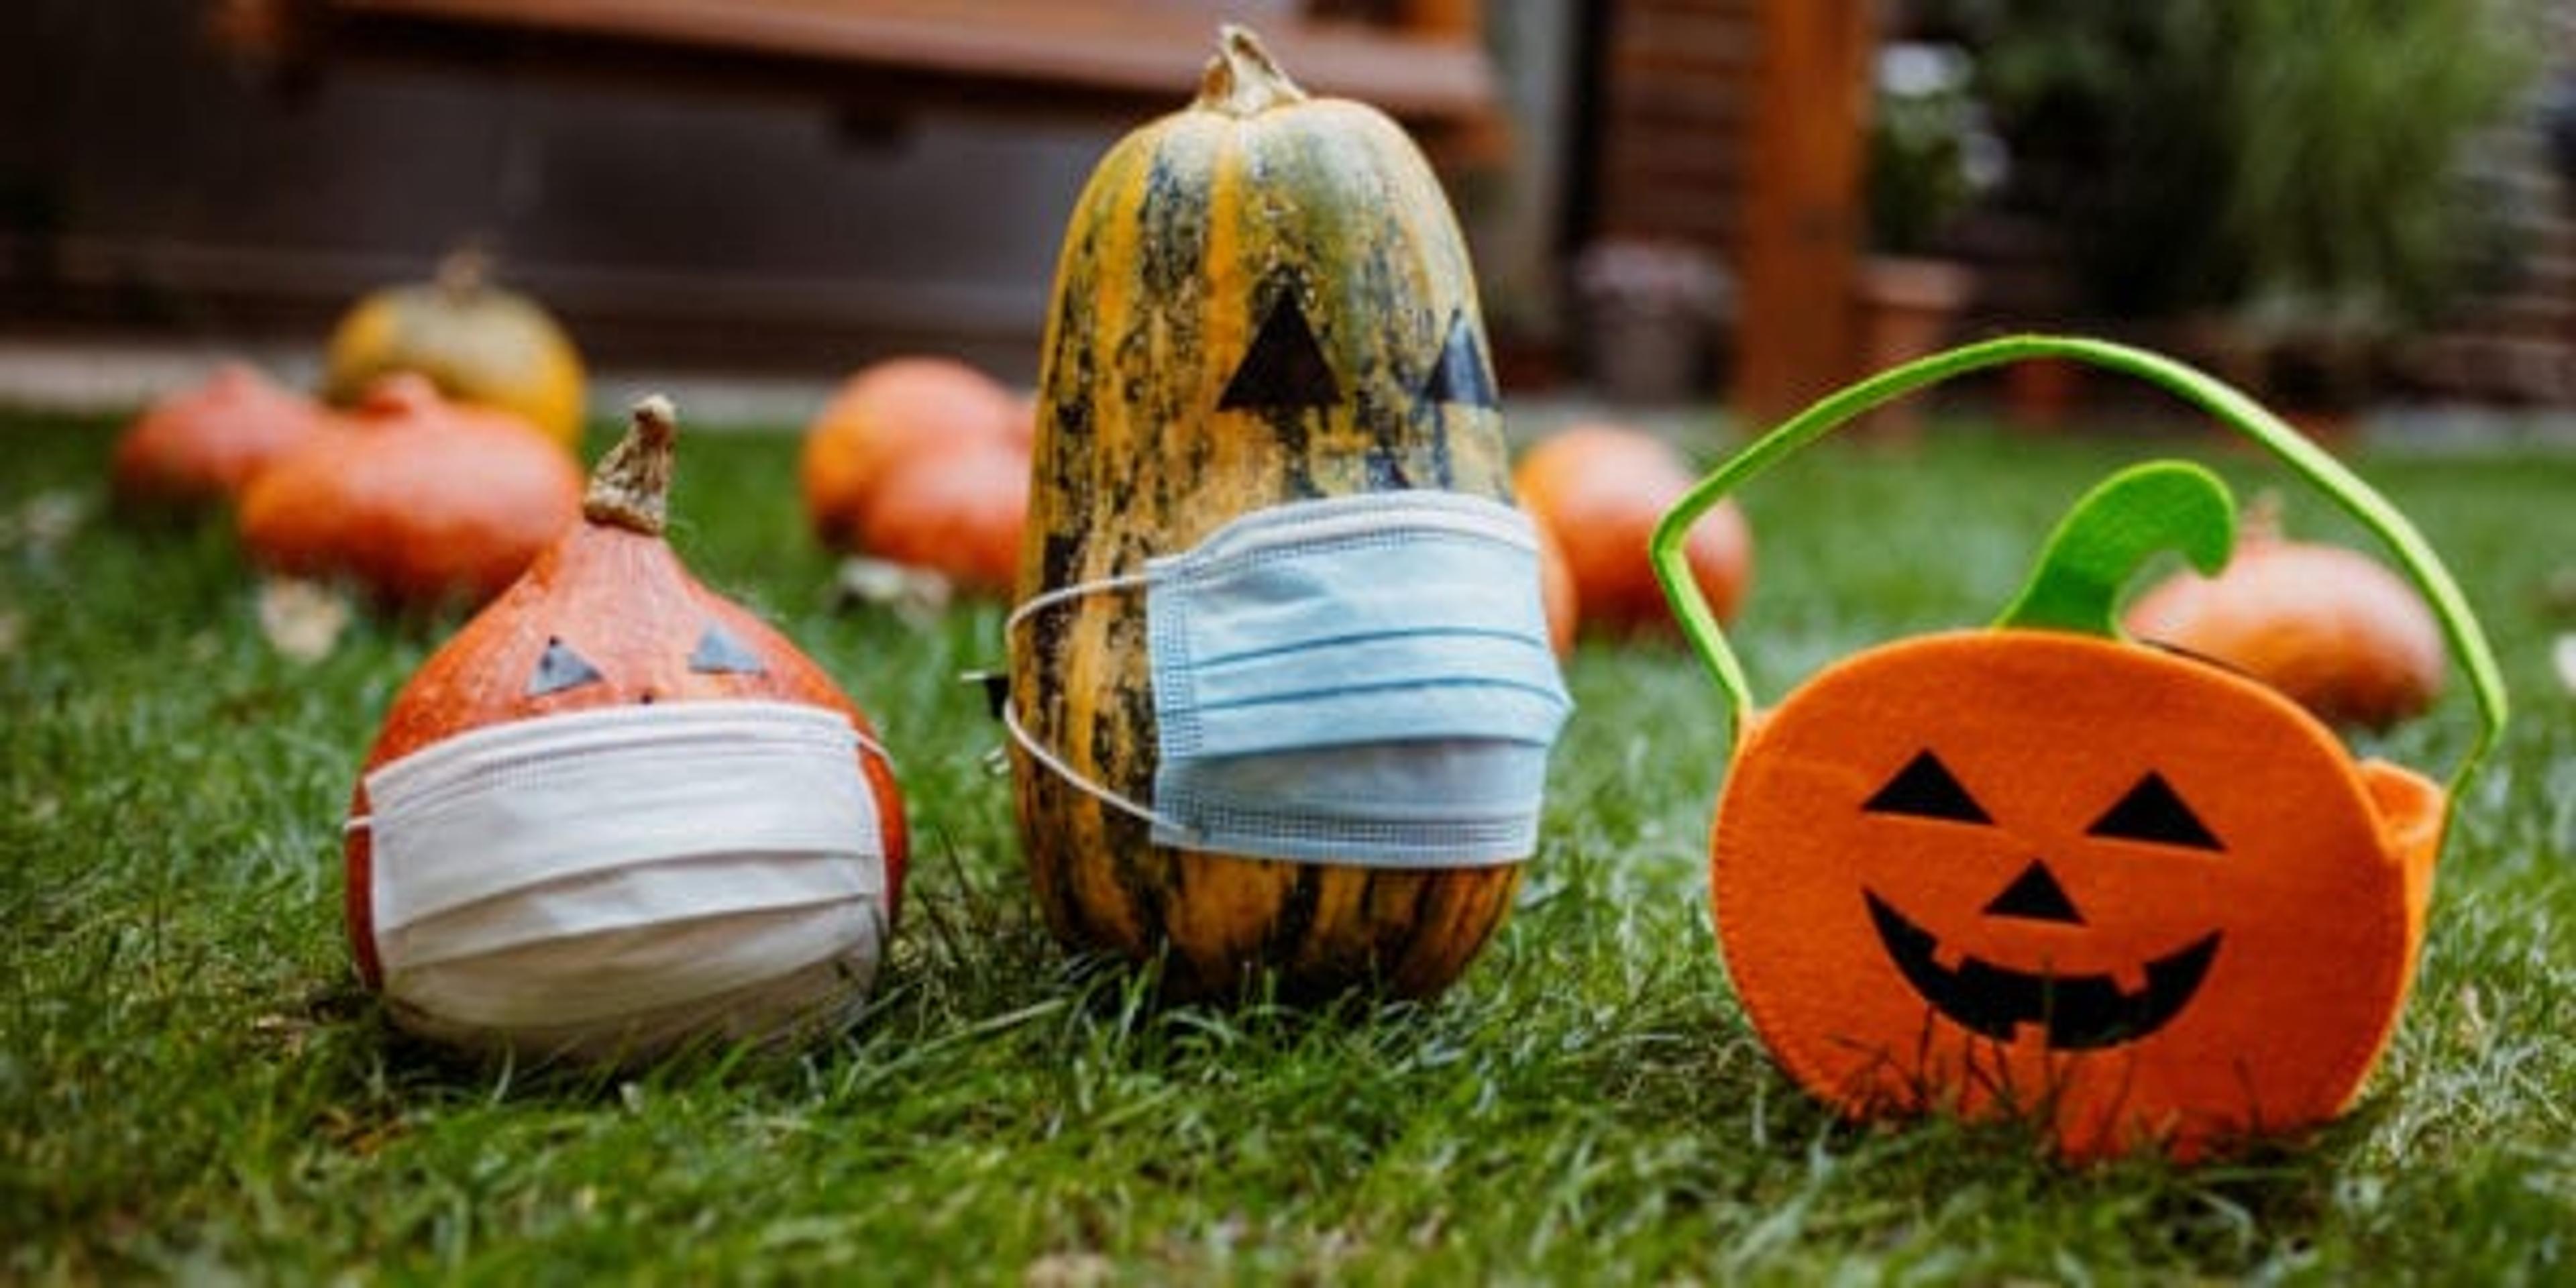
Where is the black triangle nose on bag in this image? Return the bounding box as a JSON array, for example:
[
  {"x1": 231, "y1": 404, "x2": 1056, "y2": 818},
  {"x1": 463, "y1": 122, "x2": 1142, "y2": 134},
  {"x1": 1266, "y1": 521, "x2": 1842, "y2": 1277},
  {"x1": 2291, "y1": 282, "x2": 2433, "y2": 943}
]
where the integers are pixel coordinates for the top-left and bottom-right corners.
[{"x1": 1982, "y1": 861, "x2": 2085, "y2": 924}]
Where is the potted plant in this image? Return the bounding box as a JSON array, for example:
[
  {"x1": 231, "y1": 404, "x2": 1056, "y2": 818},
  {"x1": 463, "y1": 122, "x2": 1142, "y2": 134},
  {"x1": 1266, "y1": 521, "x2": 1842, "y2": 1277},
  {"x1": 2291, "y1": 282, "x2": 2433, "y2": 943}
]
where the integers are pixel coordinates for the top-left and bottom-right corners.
[
  {"x1": 1951, "y1": 1, "x2": 2540, "y2": 425},
  {"x1": 1856, "y1": 38, "x2": 2002, "y2": 435},
  {"x1": 1571, "y1": 239, "x2": 1735, "y2": 407}
]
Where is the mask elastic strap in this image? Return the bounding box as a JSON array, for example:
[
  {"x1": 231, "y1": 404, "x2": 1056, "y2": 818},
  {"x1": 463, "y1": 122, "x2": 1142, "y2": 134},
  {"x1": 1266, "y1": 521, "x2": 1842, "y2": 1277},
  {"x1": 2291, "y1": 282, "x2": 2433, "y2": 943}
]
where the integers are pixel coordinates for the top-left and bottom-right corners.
[{"x1": 1001, "y1": 572, "x2": 1194, "y2": 839}]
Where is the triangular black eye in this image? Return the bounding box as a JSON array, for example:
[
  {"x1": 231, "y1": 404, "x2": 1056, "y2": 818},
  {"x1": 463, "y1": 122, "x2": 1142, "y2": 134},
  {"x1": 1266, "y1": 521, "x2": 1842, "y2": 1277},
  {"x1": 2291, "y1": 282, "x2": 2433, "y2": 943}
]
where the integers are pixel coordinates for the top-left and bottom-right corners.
[
  {"x1": 1863, "y1": 751, "x2": 1992, "y2": 824},
  {"x1": 1418, "y1": 309, "x2": 1499, "y2": 409},
  {"x1": 1219, "y1": 290, "x2": 1339, "y2": 411},
  {"x1": 526, "y1": 636, "x2": 604, "y2": 697},
  {"x1": 2088, "y1": 771, "x2": 2223, "y2": 851},
  {"x1": 688, "y1": 621, "x2": 767, "y2": 676}
]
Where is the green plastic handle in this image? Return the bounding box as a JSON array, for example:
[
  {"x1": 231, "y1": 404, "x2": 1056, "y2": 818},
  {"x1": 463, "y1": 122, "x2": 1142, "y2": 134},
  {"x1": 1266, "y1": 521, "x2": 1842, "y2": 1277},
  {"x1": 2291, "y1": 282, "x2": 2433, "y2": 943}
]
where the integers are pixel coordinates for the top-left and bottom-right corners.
[{"x1": 1648, "y1": 333, "x2": 2508, "y2": 804}]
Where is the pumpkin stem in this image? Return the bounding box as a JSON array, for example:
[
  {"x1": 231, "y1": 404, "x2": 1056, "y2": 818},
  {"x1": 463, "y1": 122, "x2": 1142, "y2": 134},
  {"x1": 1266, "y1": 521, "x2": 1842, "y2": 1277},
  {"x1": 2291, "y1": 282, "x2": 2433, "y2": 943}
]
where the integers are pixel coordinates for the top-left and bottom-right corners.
[
  {"x1": 1197, "y1": 25, "x2": 1308, "y2": 117},
  {"x1": 435, "y1": 243, "x2": 491, "y2": 301},
  {"x1": 2240, "y1": 489, "x2": 2286, "y2": 545},
  {"x1": 584, "y1": 395, "x2": 678, "y2": 535},
  {"x1": 356, "y1": 372, "x2": 441, "y2": 421},
  {"x1": 1996, "y1": 461, "x2": 2237, "y2": 637}
]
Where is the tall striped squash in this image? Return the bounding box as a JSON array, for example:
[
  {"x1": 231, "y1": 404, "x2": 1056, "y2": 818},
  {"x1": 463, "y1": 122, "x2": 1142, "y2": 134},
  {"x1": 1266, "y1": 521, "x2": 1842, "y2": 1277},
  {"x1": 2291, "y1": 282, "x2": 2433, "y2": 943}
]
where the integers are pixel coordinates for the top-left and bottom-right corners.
[{"x1": 1010, "y1": 28, "x2": 1527, "y2": 1000}]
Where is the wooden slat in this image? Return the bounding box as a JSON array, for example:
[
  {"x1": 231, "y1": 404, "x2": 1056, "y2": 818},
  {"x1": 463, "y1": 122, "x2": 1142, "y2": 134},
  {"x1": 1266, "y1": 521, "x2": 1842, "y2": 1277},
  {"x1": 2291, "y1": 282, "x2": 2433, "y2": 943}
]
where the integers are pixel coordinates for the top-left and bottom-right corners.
[
  {"x1": 232, "y1": 0, "x2": 1495, "y2": 128},
  {"x1": 1731, "y1": 0, "x2": 1869, "y2": 422}
]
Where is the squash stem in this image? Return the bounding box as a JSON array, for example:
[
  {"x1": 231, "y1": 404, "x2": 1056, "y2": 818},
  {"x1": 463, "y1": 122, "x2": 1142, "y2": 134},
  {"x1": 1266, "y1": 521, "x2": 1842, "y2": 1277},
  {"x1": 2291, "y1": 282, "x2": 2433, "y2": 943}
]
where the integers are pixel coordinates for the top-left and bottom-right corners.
[
  {"x1": 434, "y1": 244, "x2": 490, "y2": 301},
  {"x1": 584, "y1": 396, "x2": 678, "y2": 535},
  {"x1": 1198, "y1": 25, "x2": 1307, "y2": 117}
]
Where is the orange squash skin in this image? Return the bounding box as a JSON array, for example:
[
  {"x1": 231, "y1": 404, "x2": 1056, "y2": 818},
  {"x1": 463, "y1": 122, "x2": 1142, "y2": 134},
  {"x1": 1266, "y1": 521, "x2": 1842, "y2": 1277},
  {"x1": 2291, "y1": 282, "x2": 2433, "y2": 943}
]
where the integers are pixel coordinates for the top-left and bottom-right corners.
[
  {"x1": 857, "y1": 438, "x2": 1031, "y2": 596},
  {"x1": 1514, "y1": 424, "x2": 1752, "y2": 637},
  {"x1": 110, "y1": 364, "x2": 339, "y2": 509},
  {"x1": 801, "y1": 356, "x2": 1024, "y2": 552},
  {"x1": 2125, "y1": 532, "x2": 2445, "y2": 731},
  {"x1": 1009, "y1": 33, "x2": 1531, "y2": 1000},
  {"x1": 237, "y1": 376, "x2": 582, "y2": 609}
]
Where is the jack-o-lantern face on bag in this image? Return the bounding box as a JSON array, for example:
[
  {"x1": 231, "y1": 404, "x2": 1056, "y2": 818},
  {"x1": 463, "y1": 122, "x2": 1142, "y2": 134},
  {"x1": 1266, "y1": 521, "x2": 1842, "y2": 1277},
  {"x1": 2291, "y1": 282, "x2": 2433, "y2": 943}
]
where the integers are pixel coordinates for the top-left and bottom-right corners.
[
  {"x1": 1713, "y1": 629, "x2": 2447, "y2": 1159},
  {"x1": 1653, "y1": 336, "x2": 2506, "y2": 1162}
]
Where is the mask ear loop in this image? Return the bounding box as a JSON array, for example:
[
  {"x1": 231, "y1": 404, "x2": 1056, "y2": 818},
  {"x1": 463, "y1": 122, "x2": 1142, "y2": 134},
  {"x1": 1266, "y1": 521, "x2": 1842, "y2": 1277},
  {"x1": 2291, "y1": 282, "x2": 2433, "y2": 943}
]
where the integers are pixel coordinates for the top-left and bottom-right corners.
[
  {"x1": 1650, "y1": 333, "x2": 2508, "y2": 828},
  {"x1": 1001, "y1": 572, "x2": 1195, "y2": 839}
]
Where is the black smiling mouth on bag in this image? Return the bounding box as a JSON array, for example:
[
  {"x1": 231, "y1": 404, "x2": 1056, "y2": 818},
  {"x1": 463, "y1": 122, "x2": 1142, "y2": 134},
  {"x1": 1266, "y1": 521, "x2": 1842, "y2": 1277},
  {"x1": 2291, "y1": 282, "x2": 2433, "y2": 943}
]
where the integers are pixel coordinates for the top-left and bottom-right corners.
[
  {"x1": 1855, "y1": 749, "x2": 2231, "y2": 1051},
  {"x1": 1864, "y1": 891, "x2": 2221, "y2": 1050}
]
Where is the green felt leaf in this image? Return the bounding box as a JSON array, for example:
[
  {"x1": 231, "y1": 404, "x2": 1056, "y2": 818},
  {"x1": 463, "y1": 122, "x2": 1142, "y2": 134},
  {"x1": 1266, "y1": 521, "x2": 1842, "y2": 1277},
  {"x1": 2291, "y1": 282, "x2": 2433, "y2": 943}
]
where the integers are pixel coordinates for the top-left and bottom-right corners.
[{"x1": 1995, "y1": 461, "x2": 2237, "y2": 637}]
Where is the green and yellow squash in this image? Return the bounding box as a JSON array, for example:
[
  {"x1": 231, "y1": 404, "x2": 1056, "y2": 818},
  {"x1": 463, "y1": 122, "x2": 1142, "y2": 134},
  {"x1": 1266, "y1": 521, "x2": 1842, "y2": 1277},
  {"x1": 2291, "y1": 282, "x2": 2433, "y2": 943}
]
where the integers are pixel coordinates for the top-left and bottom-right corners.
[
  {"x1": 1010, "y1": 28, "x2": 1526, "y2": 1000},
  {"x1": 323, "y1": 249, "x2": 589, "y2": 451}
]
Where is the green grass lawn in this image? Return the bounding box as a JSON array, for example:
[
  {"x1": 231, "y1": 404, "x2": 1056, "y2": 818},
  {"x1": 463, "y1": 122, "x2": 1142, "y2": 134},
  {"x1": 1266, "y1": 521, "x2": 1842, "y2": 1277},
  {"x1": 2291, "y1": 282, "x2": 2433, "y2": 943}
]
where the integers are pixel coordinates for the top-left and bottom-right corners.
[{"x1": 4, "y1": 406, "x2": 2572, "y2": 1281}]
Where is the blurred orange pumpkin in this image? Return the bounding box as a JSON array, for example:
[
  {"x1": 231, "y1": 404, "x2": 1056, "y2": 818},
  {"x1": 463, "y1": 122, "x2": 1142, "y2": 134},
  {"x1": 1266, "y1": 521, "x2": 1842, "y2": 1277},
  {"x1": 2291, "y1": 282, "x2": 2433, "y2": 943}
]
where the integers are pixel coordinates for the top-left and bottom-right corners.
[
  {"x1": 1530, "y1": 508, "x2": 1579, "y2": 657},
  {"x1": 1515, "y1": 423, "x2": 1751, "y2": 637},
  {"x1": 110, "y1": 364, "x2": 339, "y2": 511},
  {"x1": 239, "y1": 374, "x2": 582, "y2": 609},
  {"x1": 2125, "y1": 502, "x2": 2445, "y2": 730},
  {"x1": 800, "y1": 356, "x2": 1024, "y2": 551},
  {"x1": 321, "y1": 250, "x2": 588, "y2": 450},
  {"x1": 345, "y1": 397, "x2": 910, "y2": 1061},
  {"x1": 856, "y1": 437, "x2": 1031, "y2": 596}
]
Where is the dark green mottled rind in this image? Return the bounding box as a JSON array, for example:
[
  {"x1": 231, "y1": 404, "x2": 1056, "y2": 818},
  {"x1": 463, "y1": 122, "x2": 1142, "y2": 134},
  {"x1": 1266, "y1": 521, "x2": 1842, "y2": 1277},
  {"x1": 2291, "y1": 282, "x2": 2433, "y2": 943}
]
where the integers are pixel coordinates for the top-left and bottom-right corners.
[{"x1": 1011, "y1": 75, "x2": 1525, "y2": 1000}]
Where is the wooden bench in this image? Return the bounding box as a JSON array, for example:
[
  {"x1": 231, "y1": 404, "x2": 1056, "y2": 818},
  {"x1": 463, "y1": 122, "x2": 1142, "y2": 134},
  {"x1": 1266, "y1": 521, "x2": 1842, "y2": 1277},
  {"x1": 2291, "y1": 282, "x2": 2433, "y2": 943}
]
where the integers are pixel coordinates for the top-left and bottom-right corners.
[{"x1": 213, "y1": 0, "x2": 1501, "y2": 150}]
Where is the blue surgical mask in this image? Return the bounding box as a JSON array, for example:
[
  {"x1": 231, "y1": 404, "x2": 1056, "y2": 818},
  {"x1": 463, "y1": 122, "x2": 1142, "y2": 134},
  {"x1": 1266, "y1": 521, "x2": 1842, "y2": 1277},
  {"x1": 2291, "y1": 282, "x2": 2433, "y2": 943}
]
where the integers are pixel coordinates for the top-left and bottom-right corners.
[{"x1": 1007, "y1": 491, "x2": 1572, "y2": 867}]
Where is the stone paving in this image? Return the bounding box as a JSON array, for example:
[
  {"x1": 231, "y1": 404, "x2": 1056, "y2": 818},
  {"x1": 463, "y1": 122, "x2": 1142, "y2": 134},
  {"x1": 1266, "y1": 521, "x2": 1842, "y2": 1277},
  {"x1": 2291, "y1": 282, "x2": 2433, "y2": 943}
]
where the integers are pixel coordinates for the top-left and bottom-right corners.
[{"x1": 4, "y1": 334, "x2": 2569, "y2": 451}]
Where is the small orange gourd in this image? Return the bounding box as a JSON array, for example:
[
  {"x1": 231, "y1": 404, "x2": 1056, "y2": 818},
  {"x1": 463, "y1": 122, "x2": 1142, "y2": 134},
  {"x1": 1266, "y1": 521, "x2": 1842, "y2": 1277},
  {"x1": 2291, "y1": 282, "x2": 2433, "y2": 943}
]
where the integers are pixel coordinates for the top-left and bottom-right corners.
[
  {"x1": 1530, "y1": 511, "x2": 1579, "y2": 657},
  {"x1": 111, "y1": 364, "x2": 339, "y2": 511},
  {"x1": 238, "y1": 374, "x2": 580, "y2": 609},
  {"x1": 855, "y1": 437, "x2": 1031, "y2": 596},
  {"x1": 1655, "y1": 336, "x2": 2506, "y2": 1161},
  {"x1": 2125, "y1": 498, "x2": 2446, "y2": 730},
  {"x1": 1515, "y1": 423, "x2": 1750, "y2": 637},
  {"x1": 801, "y1": 356, "x2": 1024, "y2": 552}
]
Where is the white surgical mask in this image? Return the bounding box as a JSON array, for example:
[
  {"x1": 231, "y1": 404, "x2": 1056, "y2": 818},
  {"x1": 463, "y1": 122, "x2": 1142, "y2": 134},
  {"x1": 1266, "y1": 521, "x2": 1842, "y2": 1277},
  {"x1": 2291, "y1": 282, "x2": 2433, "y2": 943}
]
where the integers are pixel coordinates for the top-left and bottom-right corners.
[
  {"x1": 1008, "y1": 491, "x2": 1572, "y2": 867},
  {"x1": 354, "y1": 700, "x2": 892, "y2": 1061}
]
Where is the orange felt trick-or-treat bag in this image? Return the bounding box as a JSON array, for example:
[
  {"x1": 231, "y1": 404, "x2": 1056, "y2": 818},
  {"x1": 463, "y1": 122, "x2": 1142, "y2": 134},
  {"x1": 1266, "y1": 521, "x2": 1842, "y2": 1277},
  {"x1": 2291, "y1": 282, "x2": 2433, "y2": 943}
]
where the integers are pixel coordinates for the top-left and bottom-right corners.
[{"x1": 1652, "y1": 335, "x2": 2508, "y2": 1162}]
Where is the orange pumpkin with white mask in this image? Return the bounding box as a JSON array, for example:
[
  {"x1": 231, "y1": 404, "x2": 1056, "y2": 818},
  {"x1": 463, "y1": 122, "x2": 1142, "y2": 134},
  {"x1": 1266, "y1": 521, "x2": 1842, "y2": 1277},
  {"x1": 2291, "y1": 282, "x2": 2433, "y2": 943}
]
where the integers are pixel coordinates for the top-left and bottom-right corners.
[{"x1": 348, "y1": 397, "x2": 907, "y2": 1063}]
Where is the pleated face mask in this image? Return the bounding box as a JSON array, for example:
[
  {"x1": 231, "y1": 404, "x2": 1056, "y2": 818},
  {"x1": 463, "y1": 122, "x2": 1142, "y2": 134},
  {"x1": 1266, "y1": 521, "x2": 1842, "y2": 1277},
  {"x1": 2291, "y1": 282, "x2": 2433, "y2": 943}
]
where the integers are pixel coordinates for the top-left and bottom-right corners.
[
  {"x1": 354, "y1": 700, "x2": 891, "y2": 1059},
  {"x1": 1008, "y1": 490, "x2": 1573, "y2": 866}
]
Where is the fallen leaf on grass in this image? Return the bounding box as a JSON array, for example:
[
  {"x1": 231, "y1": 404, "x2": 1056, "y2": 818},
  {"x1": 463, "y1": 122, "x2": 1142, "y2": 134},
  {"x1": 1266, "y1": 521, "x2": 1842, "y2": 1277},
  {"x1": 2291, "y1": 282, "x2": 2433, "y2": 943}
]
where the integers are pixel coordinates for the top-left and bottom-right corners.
[
  {"x1": 834, "y1": 555, "x2": 954, "y2": 625},
  {"x1": 2555, "y1": 634, "x2": 2575, "y2": 696},
  {"x1": 251, "y1": 1010, "x2": 317, "y2": 1058},
  {"x1": 2540, "y1": 569, "x2": 2576, "y2": 619},
  {"x1": 1022, "y1": 1252, "x2": 1114, "y2": 1288},
  {"x1": 258, "y1": 577, "x2": 352, "y2": 663},
  {"x1": 0, "y1": 490, "x2": 88, "y2": 559},
  {"x1": 313, "y1": 1104, "x2": 408, "y2": 1157},
  {"x1": 2453, "y1": 981, "x2": 2491, "y2": 1053}
]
